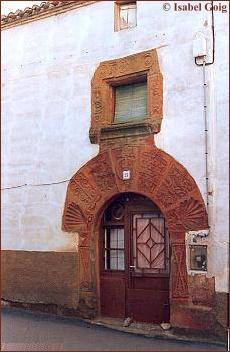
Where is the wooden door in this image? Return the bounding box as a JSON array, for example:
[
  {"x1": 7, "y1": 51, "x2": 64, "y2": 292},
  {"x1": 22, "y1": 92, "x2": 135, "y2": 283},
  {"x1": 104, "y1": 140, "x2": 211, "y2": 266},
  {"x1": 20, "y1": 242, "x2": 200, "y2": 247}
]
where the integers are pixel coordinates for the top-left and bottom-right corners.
[
  {"x1": 100, "y1": 194, "x2": 170, "y2": 323},
  {"x1": 126, "y1": 209, "x2": 170, "y2": 323}
]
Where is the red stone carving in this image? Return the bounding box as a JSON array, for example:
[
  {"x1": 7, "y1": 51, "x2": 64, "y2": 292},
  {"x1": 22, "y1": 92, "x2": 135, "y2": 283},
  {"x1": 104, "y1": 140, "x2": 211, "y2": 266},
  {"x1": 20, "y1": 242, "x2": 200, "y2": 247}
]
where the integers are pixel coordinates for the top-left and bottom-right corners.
[
  {"x1": 166, "y1": 197, "x2": 208, "y2": 231},
  {"x1": 148, "y1": 74, "x2": 163, "y2": 117},
  {"x1": 93, "y1": 89, "x2": 103, "y2": 122},
  {"x1": 171, "y1": 243, "x2": 189, "y2": 298},
  {"x1": 155, "y1": 165, "x2": 196, "y2": 210},
  {"x1": 111, "y1": 146, "x2": 138, "y2": 190},
  {"x1": 89, "y1": 152, "x2": 118, "y2": 193},
  {"x1": 78, "y1": 246, "x2": 92, "y2": 291},
  {"x1": 62, "y1": 202, "x2": 87, "y2": 232},
  {"x1": 69, "y1": 172, "x2": 101, "y2": 213},
  {"x1": 138, "y1": 150, "x2": 169, "y2": 194},
  {"x1": 90, "y1": 49, "x2": 163, "y2": 144}
]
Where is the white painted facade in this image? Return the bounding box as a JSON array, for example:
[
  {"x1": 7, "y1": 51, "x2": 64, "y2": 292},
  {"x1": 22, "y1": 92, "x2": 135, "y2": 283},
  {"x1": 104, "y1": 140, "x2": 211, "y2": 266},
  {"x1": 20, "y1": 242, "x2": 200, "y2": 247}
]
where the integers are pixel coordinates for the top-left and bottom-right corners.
[{"x1": 2, "y1": 1, "x2": 228, "y2": 292}]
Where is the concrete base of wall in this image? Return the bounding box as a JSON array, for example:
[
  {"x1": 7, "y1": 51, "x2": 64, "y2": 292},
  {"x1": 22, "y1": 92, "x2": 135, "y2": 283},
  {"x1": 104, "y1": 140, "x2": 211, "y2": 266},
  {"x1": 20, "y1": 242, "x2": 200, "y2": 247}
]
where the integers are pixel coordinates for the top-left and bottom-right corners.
[
  {"x1": 1, "y1": 250, "x2": 79, "y2": 308},
  {"x1": 170, "y1": 304, "x2": 215, "y2": 330}
]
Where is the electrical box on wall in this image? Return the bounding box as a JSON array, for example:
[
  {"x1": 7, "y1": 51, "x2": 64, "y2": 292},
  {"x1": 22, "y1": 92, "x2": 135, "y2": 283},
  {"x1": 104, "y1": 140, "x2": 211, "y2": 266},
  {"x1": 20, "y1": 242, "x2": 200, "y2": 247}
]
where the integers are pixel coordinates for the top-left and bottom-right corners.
[
  {"x1": 189, "y1": 245, "x2": 207, "y2": 271},
  {"x1": 193, "y1": 37, "x2": 207, "y2": 58}
]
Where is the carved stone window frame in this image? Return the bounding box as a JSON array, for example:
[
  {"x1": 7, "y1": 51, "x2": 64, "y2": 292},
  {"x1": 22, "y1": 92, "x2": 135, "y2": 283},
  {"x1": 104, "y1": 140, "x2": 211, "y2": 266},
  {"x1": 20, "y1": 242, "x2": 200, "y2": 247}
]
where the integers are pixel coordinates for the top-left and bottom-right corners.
[{"x1": 89, "y1": 49, "x2": 163, "y2": 144}]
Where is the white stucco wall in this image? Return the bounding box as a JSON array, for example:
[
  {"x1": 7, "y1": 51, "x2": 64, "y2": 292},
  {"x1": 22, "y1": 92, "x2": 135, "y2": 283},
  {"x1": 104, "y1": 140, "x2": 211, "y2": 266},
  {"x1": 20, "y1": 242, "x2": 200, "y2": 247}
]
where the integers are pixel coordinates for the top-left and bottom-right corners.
[{"x1": 2, "y1": 1, "x2": 228, "y2": 292}]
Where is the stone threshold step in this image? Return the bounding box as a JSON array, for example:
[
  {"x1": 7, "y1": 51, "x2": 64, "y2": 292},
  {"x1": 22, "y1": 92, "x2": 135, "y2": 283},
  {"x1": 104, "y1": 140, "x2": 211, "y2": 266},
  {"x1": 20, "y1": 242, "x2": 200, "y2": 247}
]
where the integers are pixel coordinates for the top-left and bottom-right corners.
[{"x1": 89, "y1": 317, "x2": 227, "y2": 347}]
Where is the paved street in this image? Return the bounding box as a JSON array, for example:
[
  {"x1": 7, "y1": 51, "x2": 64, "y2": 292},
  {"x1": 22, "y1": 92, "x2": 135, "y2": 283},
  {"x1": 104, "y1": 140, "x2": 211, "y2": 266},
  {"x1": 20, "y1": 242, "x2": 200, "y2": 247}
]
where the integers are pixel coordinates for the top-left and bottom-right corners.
[{"x1": 1, "y1": 307, "x2": 227, "y2": 351}]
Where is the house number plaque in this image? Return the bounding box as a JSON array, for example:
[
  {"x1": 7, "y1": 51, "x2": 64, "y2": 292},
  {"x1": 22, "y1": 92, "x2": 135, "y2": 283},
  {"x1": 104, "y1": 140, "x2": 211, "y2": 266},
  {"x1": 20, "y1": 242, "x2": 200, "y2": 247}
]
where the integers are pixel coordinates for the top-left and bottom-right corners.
[{"x1": 123, "y1": 170, "x2": 131, "y2": 180}]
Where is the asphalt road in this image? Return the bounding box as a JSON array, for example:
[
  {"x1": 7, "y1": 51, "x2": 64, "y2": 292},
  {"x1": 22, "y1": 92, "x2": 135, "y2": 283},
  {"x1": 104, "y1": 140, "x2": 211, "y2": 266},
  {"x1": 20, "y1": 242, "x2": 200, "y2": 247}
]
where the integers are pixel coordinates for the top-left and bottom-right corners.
[{"x1": 1, "y1": 307, "x2": 227, "y2": 351}]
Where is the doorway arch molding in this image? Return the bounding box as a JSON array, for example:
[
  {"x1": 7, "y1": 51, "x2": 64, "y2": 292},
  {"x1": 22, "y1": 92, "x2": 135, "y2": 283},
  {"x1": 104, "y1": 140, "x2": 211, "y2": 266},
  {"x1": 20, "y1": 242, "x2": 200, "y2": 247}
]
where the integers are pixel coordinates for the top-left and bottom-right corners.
[{"x1": 62, "y1": 143, "x2": 209, "y2": 325}]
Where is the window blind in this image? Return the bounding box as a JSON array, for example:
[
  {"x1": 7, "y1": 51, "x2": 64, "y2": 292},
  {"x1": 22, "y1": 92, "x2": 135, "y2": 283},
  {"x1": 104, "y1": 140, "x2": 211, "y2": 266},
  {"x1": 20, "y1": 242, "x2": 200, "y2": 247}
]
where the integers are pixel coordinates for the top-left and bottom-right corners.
[{"x1": 114, "y1": 82, "x2": 147, "y2": 123}]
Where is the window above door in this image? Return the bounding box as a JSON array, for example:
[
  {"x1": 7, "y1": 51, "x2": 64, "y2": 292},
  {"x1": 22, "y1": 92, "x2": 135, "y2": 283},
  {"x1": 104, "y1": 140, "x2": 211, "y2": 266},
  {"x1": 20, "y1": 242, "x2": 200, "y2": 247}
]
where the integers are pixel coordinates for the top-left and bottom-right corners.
[{"x1": 90, "y1": 49, "x2": 163, "y2": 144}]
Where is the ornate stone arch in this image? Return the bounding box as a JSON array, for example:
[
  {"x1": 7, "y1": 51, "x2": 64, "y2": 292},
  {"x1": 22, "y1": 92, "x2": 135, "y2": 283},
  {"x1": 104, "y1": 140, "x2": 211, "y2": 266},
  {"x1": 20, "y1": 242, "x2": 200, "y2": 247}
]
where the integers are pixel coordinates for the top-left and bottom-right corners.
[
  {"x1": 63, "y1": 143, "x2": 208, "y2": 234},
  {"x1": 62, "y1": 143, "x2": 210, "y2": 326}
]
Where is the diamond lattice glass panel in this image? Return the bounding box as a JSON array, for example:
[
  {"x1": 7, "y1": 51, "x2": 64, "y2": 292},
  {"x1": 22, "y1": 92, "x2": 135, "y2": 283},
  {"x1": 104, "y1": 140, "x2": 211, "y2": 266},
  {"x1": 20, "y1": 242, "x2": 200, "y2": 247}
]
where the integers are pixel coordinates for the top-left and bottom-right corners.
[
  {"x1": 114, "y1": 82, "x2": 147, "y2": 123},
  {"x1": 133, "y1": 214, "x2": 167, "y2": 273}
]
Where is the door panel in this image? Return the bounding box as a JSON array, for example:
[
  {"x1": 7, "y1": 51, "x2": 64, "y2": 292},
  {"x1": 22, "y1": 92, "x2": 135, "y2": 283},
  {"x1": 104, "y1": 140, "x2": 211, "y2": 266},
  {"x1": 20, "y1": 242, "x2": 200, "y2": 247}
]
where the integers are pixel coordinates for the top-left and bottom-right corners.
[
  {"x1": 126, "y1": 287, "x2": 169, "y2": 323},
  {"x1": 100, "y1": 273, "x2": 125, "y2": 317},
  {"x1": 126, "y1": 212, "x2": 170, "y2": 323}
]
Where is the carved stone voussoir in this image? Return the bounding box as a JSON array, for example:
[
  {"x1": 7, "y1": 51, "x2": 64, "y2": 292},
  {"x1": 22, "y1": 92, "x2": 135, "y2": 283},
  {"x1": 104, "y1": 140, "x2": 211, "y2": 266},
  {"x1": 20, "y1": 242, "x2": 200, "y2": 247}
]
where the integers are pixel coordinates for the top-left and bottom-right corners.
[
  {"x1": 155, "y1": 165, "x2": 196, "y2": 210},
  {"x1": 138, "y1": 149, "x2": 169, "y2": 194},
  {"x1": 69, "y1": 172, "x2": 102, "y2": 213},
  {"x1": 90, "y1": 49, "x2": 163, "y2": 144},
  {"x1": 88, "y1": 151, "x2": 118, "y2": 194}
]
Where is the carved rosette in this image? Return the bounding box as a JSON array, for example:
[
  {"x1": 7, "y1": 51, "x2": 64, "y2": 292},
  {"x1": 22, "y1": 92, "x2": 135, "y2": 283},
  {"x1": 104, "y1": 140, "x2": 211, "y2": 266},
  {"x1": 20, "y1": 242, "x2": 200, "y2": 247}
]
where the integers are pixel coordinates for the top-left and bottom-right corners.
[
  {"x1": 165, "y1": 197, "x2": 208, "y2": 231},
  {"x1": 62, "y1": 202, "x2": 87, "y2": 233}
]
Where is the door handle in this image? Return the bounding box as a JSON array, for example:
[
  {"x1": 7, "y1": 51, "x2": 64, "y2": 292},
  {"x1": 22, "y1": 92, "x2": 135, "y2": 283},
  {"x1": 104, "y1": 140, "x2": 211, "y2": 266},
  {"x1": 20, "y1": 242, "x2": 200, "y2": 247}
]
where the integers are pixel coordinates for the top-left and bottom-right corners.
[{"x1": 129, "y1": 265, "x2": 135, "y2": 270}]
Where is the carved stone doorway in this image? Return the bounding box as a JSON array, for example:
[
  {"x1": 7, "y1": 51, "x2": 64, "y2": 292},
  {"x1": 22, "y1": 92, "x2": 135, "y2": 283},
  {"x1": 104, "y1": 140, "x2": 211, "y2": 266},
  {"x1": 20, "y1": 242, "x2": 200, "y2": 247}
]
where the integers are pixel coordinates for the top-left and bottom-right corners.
[{"x1": 62, "y1": 142, "x2": 213, "y2": 329}]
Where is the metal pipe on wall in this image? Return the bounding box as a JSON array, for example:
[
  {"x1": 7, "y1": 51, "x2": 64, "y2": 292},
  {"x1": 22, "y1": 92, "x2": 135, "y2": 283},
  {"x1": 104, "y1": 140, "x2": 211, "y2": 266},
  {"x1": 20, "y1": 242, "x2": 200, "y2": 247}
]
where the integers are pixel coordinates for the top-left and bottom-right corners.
[
  {"x1": 202, "y1": 58, "x2": 210, "y2": 226},
  {"x1": 194, "y1": 2, "x2": 215, "y2": 226}
]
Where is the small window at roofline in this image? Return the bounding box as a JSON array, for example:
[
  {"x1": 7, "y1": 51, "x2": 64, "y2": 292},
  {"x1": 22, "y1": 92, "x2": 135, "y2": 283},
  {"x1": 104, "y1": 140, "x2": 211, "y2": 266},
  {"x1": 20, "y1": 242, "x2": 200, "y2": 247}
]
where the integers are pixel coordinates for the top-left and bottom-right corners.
[
  {"x1": 114, "y1": 81, "x2": 147, "y2": 123},
  {"x1": 114, "y1": 1, "x2": 137, "y2": 31}
]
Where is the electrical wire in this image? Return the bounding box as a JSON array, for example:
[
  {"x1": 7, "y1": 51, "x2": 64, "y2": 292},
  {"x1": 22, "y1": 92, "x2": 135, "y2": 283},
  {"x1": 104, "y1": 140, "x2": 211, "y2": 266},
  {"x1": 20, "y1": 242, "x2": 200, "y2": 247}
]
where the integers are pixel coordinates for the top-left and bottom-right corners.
[{"x1": 1, "y1": 179, "x2": 70, "y2": 191}]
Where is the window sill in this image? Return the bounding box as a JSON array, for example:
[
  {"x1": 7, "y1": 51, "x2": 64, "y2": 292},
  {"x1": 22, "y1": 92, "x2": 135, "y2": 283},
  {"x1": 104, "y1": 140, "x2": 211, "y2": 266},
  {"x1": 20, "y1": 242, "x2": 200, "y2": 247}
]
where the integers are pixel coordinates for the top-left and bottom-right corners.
[
  {"x1": 114, "y1": 25, "x2": 137, "y2": 32},
  {"x1": 99, "y1": 120, "x2": 159, "y2": 141}
]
